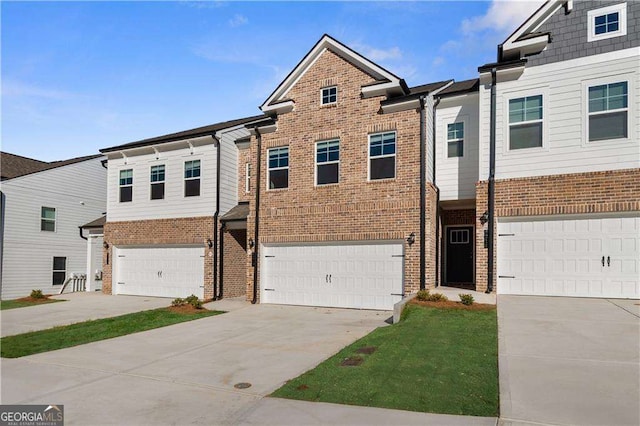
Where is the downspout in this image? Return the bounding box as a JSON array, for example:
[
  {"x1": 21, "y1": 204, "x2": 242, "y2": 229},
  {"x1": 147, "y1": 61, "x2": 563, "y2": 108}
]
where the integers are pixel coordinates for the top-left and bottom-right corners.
[
  {"x1": 433, "y1": 96, "x2": 441, "y2": 287},
  {"x1": 213, "y1": 136, "x2": 221, "y2": 300},
  {"x1": 218, "y1": 222, "x2": 225, "y2": 299},
  {"x1": 487, "y1": 68, "x2": 497, "y2": 294},
  {"x1": 419, "y1": 95, "x2": 426, "y2": 290},
  {"x1": 251, "y1": 128, "x2": 262, "y2": 304},
  {"x1": 78, "y1": 227, "x2": 88, "y2": 240}
]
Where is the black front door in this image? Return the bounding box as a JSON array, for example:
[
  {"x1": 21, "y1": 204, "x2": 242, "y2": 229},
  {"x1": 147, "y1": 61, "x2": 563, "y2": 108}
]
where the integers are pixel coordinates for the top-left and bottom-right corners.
[{"x1": 446, "y1": 226, "x2": 474, "y2": 283}]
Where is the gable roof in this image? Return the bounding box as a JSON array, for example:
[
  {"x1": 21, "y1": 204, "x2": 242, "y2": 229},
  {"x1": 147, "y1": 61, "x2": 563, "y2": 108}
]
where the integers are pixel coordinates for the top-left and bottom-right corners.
[
  {"x1": 379, "y1": 79, "x2": 453, "y2": 108},
  {"x1": 438, "y1": 79, "x2": 480, "y2": 97},
  {"x1": 261, "y1": 34, "x2": 409, "y2": 113},
  {"x1": 1, "y1": 152, "x2": 102, "y2": 181},
  {"x1": 81, "y1": 215, "x2": 106, "y2": 229},
  {"x1": 100, "y1": 114, "x2": 266, "y2": 154}
]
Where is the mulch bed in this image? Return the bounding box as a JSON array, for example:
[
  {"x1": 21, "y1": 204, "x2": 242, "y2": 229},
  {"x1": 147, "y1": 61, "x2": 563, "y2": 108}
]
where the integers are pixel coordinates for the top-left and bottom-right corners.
[
  {"x1": 16, "y1": 296, "x2": 56, "y2": 304},
  {"x1": 166, "y1": 305, "x2": 209, "y2": 314},
  {"x1": 410, "y1": 299, "x2": 496, "y2": 311},
  {"x1": 340, "y1": 356, "x2": 364, "y2": 366}
]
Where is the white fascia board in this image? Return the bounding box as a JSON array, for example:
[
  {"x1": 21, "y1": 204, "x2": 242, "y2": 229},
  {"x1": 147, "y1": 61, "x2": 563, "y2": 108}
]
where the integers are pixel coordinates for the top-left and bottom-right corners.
[
  {"x1": 478, "y1": 64, "x2": 526, "y2": 83},
  {"x1": 261, "y1": 35, "x2": 402, "y2": 109},
  {"x1": 249, "y1": 123, "x2": 277, "y2": 136},
  {"x1": 380, "y1": 98, "x2": 420, "y2": 114},
  {"x1": 429, "y1": 80, "x2": 455, "y2": 96},
  {"x1": 502, "y1": 1, "x2": 564, "y2": 55},
  {"x1": 361, "y1": 81, "x2": 405, "y2": 98},
  {"x1": 261, "y1": 100, "x2": 294, "y2": 115},
  {"x1": 113, "y1": 135, "x2": 214, "y2": 158}
]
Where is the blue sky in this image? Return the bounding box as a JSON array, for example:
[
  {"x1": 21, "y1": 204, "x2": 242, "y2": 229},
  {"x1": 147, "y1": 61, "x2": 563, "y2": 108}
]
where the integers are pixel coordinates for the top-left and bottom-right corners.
[{"x1": 2, "y1": 1, "x2": 542, "y2": 161}]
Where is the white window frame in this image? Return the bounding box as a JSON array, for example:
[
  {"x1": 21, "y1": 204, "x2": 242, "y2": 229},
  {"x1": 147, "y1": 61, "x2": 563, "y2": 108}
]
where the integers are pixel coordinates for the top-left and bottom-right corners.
[
  {"x1": 503, "y1": 87, "x2": 549, "y2": 155},
  {"x1": 119, "y1": 169, "x2": 133, "y2": 203},
  {"x1": 446, "y1": 122, "x2": 465, "y2": 158},
  {"x1": 321, "y1": 86, "x2": 337, "y2": 105},
  {"x1": 245, "y1": 162, "x2": 251, "y2": 193},
  {"x1": 582, "y1": 74, "x2": 632, "y2": 145},
  {"x1": 40, "y1": 206, "x2": 56, "y2": 232},
  {"x1": 52, "y1": 256, "x2": 66, "y2": 285},
  {"x1": 184, "y1": 160, "x2": 201, "y2": 197},
  {"x1": 368, "y1": 131, "x2": 397, "y2": 181},
  {"x1": 150, "y1": 164, "x2": 165, "y2": 200},
  {"x1": 315, "y1": 139, "x2": 340, "y2": 186},
  {"x1": 587, "y1": 3, "x2": 627, "y2": 43},
  {"x1": 267, "y1": 147, "x2": 289, "y2": 190}
]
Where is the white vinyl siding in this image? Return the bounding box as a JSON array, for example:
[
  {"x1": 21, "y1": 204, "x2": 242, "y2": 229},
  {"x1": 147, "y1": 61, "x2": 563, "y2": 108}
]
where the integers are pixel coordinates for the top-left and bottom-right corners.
[
  {"x1": 0, "y1": 158, "x2": 107, "y2": 299},
  {"x1": 479, "y1": 49, "x2": 639, "y2": 180},
  {"x1": 436, "y1": 94, "x2": 479, "y2": 201}
]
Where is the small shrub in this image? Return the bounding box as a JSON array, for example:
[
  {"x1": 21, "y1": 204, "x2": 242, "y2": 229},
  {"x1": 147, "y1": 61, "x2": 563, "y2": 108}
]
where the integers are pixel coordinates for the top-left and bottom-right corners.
[
  {"x1": 459, "y1": 294, "x2": 474, "y2": 306},
  {"x1": 427, "y1": 293, "x2": 448, "y2": 302},
  {"x1": 171, "y1": 298, "x2": 185, "y2": 307},
  {"x1": 184, "y1": 294, "x2": 203, "y2": 309},
  {"x1": 30, "y1": 289, "x2": 46, "y2": 299},
  {"x1": 416, "y1": 290, "x2": 430, "y2": 301}
]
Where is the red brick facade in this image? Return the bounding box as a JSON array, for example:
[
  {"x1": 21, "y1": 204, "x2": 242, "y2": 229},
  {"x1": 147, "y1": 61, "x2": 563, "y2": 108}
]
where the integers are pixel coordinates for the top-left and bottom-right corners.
[
  {"x1": 222, "y1": 229, "x2": 247, "y2": 298},
  {"x1": 475, "y1": 168, "x2": 640, "y2": 292},
  {"x1": 245, "y1": 49, "x2": 436, "y2": 302},
  {"x1": 102, "y1": 217, "x2": 215, "y2": 299}
]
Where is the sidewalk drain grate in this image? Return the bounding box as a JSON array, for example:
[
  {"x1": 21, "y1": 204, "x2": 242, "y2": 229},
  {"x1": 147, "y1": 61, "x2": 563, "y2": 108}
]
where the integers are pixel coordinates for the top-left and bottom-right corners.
[{"x1": 234, "y1": 382, "x2": 252, "y2": 389}]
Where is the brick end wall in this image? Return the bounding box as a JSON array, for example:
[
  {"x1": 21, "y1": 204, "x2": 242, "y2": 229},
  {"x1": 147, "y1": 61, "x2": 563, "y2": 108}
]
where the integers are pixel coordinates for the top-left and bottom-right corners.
[{"x1": 475, "y1": 168, "x2": 640, "y2": 293}]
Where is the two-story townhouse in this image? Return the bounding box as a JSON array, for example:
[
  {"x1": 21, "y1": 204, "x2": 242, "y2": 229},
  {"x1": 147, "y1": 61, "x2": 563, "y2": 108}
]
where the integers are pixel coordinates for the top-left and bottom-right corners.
[
  {"x1": 0, "y1": 152, "x2": 107, "y2": 299},
  {"x1": 475, "y1": 0, "x2": 640, "y2": 298},
  {"x1": 99, "y1": 115, "x2": 264, "y2": 300},
  {"x1": 241, "y1": 35, "x2": 454, "y2": 310}
]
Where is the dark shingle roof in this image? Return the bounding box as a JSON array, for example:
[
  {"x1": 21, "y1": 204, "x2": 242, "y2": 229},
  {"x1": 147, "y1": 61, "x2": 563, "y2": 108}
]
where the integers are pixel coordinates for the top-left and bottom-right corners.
[
  {"x1": 100, "y1": 115, "x2": 267, "y2": 153},
  {"x1": 220, "y1": 203, "x2": 249, "y2": 222},
  {"x1": 438, "y1": 79, "x2": 480, "y2": 97},
  {"x1": 380, "y1": 80, "x2": 453, "y2": 107},
  {"x1": 81, "y1": 216, "x2": 106, "y2": 229},
  {"x1": 1, "y1": 152, "x2": 102, "y2": 181}
]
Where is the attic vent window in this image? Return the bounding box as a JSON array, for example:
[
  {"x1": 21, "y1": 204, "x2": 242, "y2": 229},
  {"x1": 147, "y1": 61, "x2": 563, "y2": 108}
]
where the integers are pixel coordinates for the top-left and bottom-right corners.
[
  {"x1": 588, "y1": 3, "x2": 627, "y2": 42},
  {"x1": 321, "y1": 86, "x2": 337, "y2": 105}
]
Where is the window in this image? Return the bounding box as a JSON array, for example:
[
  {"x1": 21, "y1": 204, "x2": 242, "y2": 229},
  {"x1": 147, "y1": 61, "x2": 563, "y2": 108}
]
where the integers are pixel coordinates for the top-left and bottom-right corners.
[
  {"x1": 447, "y1": 122, "x2": 464, "y2": 157},
  {"x1": 321, "y1": 86, "x2": 337, "y2": 105},
  {"x1": 245, "y1": 163, "x2": 251, "y2": 193},
  {"x1": 316, "y1": 140, "x2": 340, "y2": 185},
  {"x1": 40, "y1": 207, "x2": 56, "y2": 232},
  {"x1": 509, "y1": 95, "x2": 543, "y2": 150},
  {"x1": 184, "y1": 160, "x2": 201, "y2": 197},
  {"x1": 588, "y1": 3, "x2": 627, "y2": 42},
  {"x1": 119, "y1": 169, "x2": 133, "y2": 202},
  {"x1": 588, "y1": 82, "x2": 628, "y2": 141},
  {"x1": 450, "y1": 229, "x2": 469, "y2": 244},
  {"x1": 268, "y1": 147, "x2": 289, "y2": 189},
  {"x1": 52, "y1": 257, "x2": 66, "y2": 285},
  {"x1": 150, "y1": 165, "x2": 165, "y2": 200},
  {"x1": 369, "y1": 132, "x2": 396, "y2": 180}
]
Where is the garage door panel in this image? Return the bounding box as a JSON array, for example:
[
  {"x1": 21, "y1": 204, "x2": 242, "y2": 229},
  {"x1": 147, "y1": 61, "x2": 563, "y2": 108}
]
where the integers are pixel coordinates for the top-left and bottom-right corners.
[{"x1": 498, "y1": 216, "x2": 639, "y2": 299}]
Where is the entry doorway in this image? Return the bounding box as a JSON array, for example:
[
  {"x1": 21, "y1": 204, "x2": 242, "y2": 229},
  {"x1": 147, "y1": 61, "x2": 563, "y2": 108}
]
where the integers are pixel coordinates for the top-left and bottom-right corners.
[{"x1": 445, "y1": 226, "x2": 474, "y2": 286}]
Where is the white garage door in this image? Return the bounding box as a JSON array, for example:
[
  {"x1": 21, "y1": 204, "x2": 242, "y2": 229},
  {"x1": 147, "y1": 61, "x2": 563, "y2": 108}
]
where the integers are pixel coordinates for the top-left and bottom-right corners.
[
  {"x1": 114, "y1": 246, "x2": 204, "y2": 298},
  {"x1": 498, "y1": 215, "x2": 639, "y2": 298},
  {"x1": 261, "y1": 242, "x2": 404, "y2": 310}
]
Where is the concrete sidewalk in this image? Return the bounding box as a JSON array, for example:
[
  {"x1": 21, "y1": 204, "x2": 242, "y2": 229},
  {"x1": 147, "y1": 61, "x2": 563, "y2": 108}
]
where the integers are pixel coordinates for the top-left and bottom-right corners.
[
  {"x1": 498, "y1": 296, "x2": 640, "y2": 426},
  {"x1": 1, "y1": 292, "x2": 171, "y2": 337}
]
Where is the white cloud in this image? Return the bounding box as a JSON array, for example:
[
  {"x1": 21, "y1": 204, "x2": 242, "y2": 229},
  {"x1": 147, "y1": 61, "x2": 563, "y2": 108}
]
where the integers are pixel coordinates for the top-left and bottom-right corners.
[
  {"x1": 350, "y1": 43, "x2": 403, "y2": 62},
  {"x1": 432, "y1": 56, "x2": 445, "y2": 67},
  {"x1": 228, "y1": 14, "x2": 248, "y2": 28},
  {"x1": 461, "y1": 0, "x2": 545, "y2": 36},
  {"x1": 2, "y1": 80, "x2": 77, "y2": 100}
]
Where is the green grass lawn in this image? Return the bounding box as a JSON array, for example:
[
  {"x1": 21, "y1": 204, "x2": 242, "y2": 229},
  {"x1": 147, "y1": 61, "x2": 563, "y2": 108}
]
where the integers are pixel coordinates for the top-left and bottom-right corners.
[
  {"x1": 272, "y1": 303, "x2": 499, "y2": 417},
  {"x1": 0, "y1": 298, "x2": 63, "y2": 310},
  {"x1": 1, "y1": 307, "x2": 223, "y2": 358}
]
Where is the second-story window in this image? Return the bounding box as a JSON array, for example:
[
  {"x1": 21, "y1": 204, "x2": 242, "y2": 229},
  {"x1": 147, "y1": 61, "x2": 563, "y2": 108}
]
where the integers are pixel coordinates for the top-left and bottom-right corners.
[
  {"x1": 588, "y1": 3, "x2": 627, "y2": 42},
  {"x1": 508, "y1": 95, "x2": 543, "y2": 150},
  {"x1": 316, "y1": 140, "x2": 340, "y2": 185},
  {"x1": 268, "y1": 147, "x2": 289, "y2": 189},
  {"x1": 119, "y1": 169, "x2": 133, "y2": 202},
  {"x1": 369, "y1": 132, "x2": 396, "y2": 180},
  {"x1": 184, "y1": 160, "x2": 201, "y2": 197},
  {"x1": 447, "y1": 122, "x2": 464, "y2": 158},
  {"x1": 150, "y1": 165, "x2": 165, "y2": 200},
  {"x1": 41, "y1": 207, "x2": 56, "y2": 232},
  {"x1": 321, "y1": 86, "x2": 337, "y2": 105},
  {"x1": 588, "y1": 81, "x2": 628, "y2": 141}
]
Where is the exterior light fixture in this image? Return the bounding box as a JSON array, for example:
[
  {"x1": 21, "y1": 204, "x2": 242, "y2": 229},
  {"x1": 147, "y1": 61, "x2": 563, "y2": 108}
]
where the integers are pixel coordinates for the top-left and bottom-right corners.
[
  {"x1": 407, "y1": 232, "x2": 416, "y2": 246},
  {"x1": 103, "y1": 242, "x2": 109, "y2": 249},
  {"x1": 206, "y1": 239, "x2": 213, "y2": 249},
  {"x1": 480, "y1": 211, "x2": 489, "y2": 225},
  {"x1": 248, "y1": 238, "x2": 255, "y2": 249}
]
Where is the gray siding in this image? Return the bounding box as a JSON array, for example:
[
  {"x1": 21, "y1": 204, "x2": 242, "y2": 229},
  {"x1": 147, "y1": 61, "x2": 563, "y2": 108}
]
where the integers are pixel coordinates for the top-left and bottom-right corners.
[{"x1": 527, "y1": 0, "x2": 640, "y2": 67}]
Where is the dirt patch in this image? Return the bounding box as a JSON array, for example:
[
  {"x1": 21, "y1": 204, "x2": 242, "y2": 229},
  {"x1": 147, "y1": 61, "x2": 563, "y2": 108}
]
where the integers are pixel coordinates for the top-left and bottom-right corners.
[
  {"x1": 166, "y1": 305, "x2": 209, "y2": 314},
  {"x1": 341, "y1": 356, "x2": 364, "y2": 367},
  {"x1": 16, "y1": 296, "x2": 56, "y2": 304},
  {"x1": 356, "y1": 346, "x2": 377, "y2": 355},
  {"x1": 410, "y1": 299, "x2": 496, "y2": 311},
  {"x1": 296, "y1": 384, "x2": 309, "y2": 391}
]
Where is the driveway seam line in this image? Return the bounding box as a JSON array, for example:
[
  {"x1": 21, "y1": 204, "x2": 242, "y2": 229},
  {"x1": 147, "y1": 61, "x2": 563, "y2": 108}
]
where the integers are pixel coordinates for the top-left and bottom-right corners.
[{"x1": 605, "y1": 298, "x2": 640, "y2": 319}]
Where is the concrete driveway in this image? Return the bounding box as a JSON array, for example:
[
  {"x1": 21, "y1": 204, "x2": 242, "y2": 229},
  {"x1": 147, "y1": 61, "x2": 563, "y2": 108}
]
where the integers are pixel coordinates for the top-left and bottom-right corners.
[
  {"x1": 498, "y1": 295, "x2": 640, "y2": 426},
  {"x1": 1, "y1": 292, "x2": 171, "y2": 337},
  {"x1": 1, "y1": 301, "x2": 393, "y2": 424}
]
